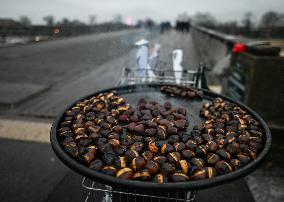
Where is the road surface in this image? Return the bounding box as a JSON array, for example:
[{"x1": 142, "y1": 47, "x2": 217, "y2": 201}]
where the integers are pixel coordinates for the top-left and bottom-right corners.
[{"x1": 0, "y1": 29, "x2": 201, "y2": 118}]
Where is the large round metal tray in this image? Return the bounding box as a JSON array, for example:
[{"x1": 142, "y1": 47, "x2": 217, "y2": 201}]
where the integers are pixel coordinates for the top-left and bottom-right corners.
[{"x1": 50, "y1": 83, "x2": 271, "y2": 191}]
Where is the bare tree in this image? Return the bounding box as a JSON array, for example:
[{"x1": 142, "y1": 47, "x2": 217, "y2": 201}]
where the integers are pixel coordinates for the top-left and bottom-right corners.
[
  {"x1": 19, "y1": 16, "x2": 31, "y2": 26},
  {"x1": 241, "y1": 12, "x2": 255, "y2": 35},
  {"x1": 89, "y1": 15, "x2": 97, "y2": 26},
  {"x1": 259, "y1": 11, "x2": 283, "y2": 28},
  {"x1": 43, "y1": 15, "x2": 55, "y2": 26}
]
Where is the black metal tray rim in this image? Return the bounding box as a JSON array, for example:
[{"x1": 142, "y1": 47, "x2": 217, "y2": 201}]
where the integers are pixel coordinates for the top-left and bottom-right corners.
[{"x1": 50, "y1": 83, "x2": 271, "y2": 191}]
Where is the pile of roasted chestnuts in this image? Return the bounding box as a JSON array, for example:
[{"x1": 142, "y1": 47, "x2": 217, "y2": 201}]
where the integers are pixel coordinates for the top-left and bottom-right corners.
[
  {"x1": 160, "y1": 85, "x2": 204, "y2": 99},
  {"x1": 58, "y1": 90, "x2": 264, "y2": 183}
]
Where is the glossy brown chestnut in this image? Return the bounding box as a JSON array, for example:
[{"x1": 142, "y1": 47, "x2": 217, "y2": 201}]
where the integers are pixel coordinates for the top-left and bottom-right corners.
[
  {"x1": 108, "y1": 139, "x2": 120, "y2": 148},
  {"x1": 145, "y1": 160, "x2": 160, "y2": 174},
  {"x1": 182, "y1": 150, "x2": 195, "y2": 160},
  {"x1": 125, "y1": 149, "x2": 139, "y2": 161},
  {"x1": 185, "y1": 140, "x2": 198, "y2": 150},
  {"x1": 114, "y1": 156, "x2": 127, "y2": 169},
  {"x1": 102, "y1": 166, "x2": 117, "y2": 176},
  {"x1": 133, "y1": 169, "x2": 151, "y2": 181},
  {"x1": 205, "y1": 167, "x2": 217, "y2": 178},
  {"x1": 161, "y1": 163, "x2": 175, "y2": 175},
  {"x1": 191, "y1": 158, "x2": 205, "y2": 167},
  {"x1": 142, "y1": 151, "x2": 153, "y2": 161},
  {"x1": 207, "y1": 141, "x2": 218, "y2": 152},
  {"x1": 230, "y1": 159, "x2": 240, "y2": 170},
  {"x1": 116, "y1": 167, "x2": 133, "y2": 180},
  {"x1": 131, "y1": 156, "x2": 146, "y2": 171},
  {"x1": 167, "y1": 152, "x2": 181, "y2": 163},
  {"x1": 215, "y1": 160, "x2": 232, "y2": 174},
  {"x1": 217, "y1": 149, "x2": 231, "y2": 161},
  {"x1": 154, "y1": 156, "x2": 167, "y2": 165},
  {"x1": 171, "y1": 172, "x2": 189, "y2": 182},
  {"x1": 179, "y1": 160, "x2": 190, "y2": 173},
  {"x1": 191, "y1": 168, "x2": 206, "y2": 180},
  {"x1": 206, "y1": 153, "x2": 220, "y2": 166}
]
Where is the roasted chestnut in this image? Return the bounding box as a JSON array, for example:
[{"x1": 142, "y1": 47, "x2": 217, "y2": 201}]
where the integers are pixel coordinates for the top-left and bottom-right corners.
[
  {"x1": 206, "y1": 153, "x2": 220, "y2": 166},
  {"x1": 114, "y1": 156, "x2": 127, "y2": 169},
  {"x1": 191, "y1": 158, "x2": 205, "y2": 167},
  {"x1": 182, "y1": 150, "x2": 195, "y2": 160},
  {"x1": 89, "y1": 159, "x2": 104, "y2": 171},
  {"x1": 191, "y1": 168, "x2": 206, "y2": 180},
  {"x1": 125, "y1": 149, "x2": 139, "y2": 161},
  {"x1": 173, "y1": 142, "x2": 186, "y2": 152},
  {"x1": 217, "y1": 149, "x2": 231, "y2": 161},
  {"x1": 133, "y1": 169, "x2": 151, "y2": 181},
  {"x1": 108, "y1": 139, "x2": 120, "y2": 148},
  {"x1": 154, "y1": 156, "x2": 167, "y2": 165},
  {"x1": 131, "y1": 156, "x2": 146, "y2": 171},
  {"x1": 117, "y1": 167, "x2": 133, "y2": 180},
  {"x1": 102, "y1": 166, "x2": 117, "y2": 176},
  {"x1": 230, "y1": 159, "x2": 240, "y2": 170},
  {"x1": 179, "y1": 160, "x2": 190, "y2": 173},
  {"x1": 102, "y1": 152, "x2": 115, "y2": 165},
  {"x1": 195, "y1": 145, "x2": 208, "y2": 156},
  {"x1": 185, "y1": 140, "x2": 197, "y2": 150},
  {"x1": 142, "y1": 151, "x2": 153, "y2": 161},
  {"x1": 161, "y1": 163, "x2": 175, "y2": 175},
  {"x1": 207, "y1": 141, "x2": 218, "y2": 152},
  {"x1": 215, "y1": 160, "x2": 232, "y2": 174},
  {"x1": 145, "y1": 160, "x2": 159, "y2": 174},
  {"x1": 167, "y1": 152, "x2": 181, "y2": 163},
  {"x1": 171, "y1": 172, "x2": 189, "y2": 182},
  {"x1": 237, "y1": 154, "x2": 251, "y2": 166},
  {"x1": 226, "y1": 142, "x2": 240, "y2": 154},
  {"x1": 205, "y1": 167, "x2": 217, "y2": 178}
]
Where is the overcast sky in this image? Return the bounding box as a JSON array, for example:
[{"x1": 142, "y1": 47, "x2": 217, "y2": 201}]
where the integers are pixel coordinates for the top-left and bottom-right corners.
[{"x1": 0, "y1": 0, "x2": 283, "y2": 25}]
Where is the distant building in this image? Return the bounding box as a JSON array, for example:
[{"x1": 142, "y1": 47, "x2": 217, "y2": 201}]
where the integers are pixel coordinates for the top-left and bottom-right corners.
[
  {"x1": 0, "y1": 19, "x2": 24, "y2": 37},
  {"x1": 0, "y1": 19, "x2": 22, "y2": 27}
]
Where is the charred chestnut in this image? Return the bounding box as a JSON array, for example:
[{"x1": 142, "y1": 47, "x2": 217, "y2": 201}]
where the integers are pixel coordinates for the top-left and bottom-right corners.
[
  {"x1": 154, "y1": 156, "x2": 167, "y2": 165},
  {"x1": 89, "y1": 159, "x2": 103, "y2": 171},
  {"x1": 215, "y1": 160, "x2": 232, "y2": 174},
  {"x1": 217, "y1": 149, "x2": 231, "y2": 161},
  {"x1": 142, "y1": 151, "x2": 153, "y2": 161},
  {"x1": 133, "y1": 169, "x2": 151, "y2": 181},
  {"x1": 161, "y1": 163, "x2": 175, "y2": 175},
  {"x1": 102, "y1": 166, "x2": 117, "y2": 176},
  {"x1": 145, "y1": 160, "x2": 160, "y2": 174},
  {"x1": 116, "y1": 168, "x2": 133, "y2": 180},
  {"x1": 191, "y1": 158, "x2": 205, "y2": 167},
  {"x1": 167, "y1": 152, "x2": 181, "y2": 163},
  {"x1": 131, "y1": 156, "x2": 146, "y2": 171},
  {"x1": 114, "y1": 156, "x2": 127, "y2": 169},
  {"x1": 206, "y1": 153, "x2": 220, "y2": 166},
  {"x1": 230, "y1": 159, "x2": 240, "y2": 170},
  {"x1": 182, "y1": 150, "x2": 195, "y2": 160},
  {"x1": 191, "y1": 168, "x2": 206, "y2": 180},
  {"x1": 179, "y1": 160, "x2": 190, "y2": 173},
  {"x1": 205, "y1": 167, "x2": 217, "y2": 178},
  {"x1": 125, "y1": 149, "x2": 139, "y2": 161},
  {"x1": 171, "y1": 172, "x2": 189, "y2": 182},
  {"x1": 160, "y1": 143, "x2": 174, "y2": 154}
]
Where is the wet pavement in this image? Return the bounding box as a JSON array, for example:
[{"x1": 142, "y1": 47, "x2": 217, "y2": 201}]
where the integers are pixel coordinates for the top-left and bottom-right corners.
[{"x1": 0, "y1": 29, "x2": 283, "y2": 202}]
